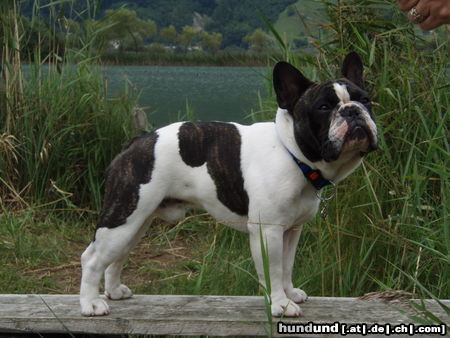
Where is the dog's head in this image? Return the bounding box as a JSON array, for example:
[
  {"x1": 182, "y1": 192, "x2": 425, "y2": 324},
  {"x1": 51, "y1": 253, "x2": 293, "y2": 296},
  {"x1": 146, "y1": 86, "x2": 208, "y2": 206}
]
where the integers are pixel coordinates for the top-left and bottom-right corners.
[{"x1": 273, "y1": 52, "x2": 378, "y2": 163}]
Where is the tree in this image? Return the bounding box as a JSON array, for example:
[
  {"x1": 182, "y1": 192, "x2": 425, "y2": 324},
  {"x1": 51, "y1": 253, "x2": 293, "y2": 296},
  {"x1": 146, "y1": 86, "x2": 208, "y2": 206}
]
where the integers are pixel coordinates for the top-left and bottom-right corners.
[
  {"x1": 243, "y1": 28, "x2": 272, "y2": 53},
  {"x1": 100, "y1": 8, "x2": 157, "y2": 53},
  {"x1": 160, "y1": 25, "x2": 177, "y2": 44},
  {"x1": 177, "y1": 26, "x2": 198, "y2": 52},
  {"x1": 200, "y1": 31, "x2": 222, "y2": 54}
]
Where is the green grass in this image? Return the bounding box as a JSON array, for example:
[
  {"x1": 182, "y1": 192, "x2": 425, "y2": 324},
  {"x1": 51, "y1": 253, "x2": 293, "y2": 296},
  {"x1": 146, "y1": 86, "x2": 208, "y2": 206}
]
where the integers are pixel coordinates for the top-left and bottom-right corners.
[
  {"x1": 0, "y1": 1, "x2": 449, "y2": 335},
  {"x1": 0, "y1": 209, "x2": 93, "y2": 294},
  {"x1": 0, "y1": 209, "x2": 260, "y2": 296}
]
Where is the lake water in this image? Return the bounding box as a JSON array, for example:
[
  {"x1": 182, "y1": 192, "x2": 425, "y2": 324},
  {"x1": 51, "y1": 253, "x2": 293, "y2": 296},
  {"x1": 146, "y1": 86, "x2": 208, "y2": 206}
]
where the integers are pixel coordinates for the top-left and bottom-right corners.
[{"x1": 103, "y1": 66, "x2": 270, "y2": 127}]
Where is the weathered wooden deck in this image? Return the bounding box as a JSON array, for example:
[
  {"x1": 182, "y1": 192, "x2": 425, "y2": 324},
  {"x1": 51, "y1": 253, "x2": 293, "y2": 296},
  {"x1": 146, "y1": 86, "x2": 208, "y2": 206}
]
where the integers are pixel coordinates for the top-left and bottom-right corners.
[{"x1": 0, "y1": 294, "x2": 448, "y2": 336}]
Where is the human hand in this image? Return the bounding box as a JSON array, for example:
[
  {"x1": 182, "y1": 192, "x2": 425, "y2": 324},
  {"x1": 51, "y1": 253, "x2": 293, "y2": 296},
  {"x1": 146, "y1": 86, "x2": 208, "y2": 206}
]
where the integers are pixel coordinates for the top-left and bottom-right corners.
[{"x1": 397, "y1": 0, "x2": 450, "y2": 30}]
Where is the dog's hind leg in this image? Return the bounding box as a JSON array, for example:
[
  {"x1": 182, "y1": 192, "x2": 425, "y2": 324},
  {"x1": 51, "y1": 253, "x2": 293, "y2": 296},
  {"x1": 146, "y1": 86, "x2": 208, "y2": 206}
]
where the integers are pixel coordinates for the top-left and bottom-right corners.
[
  {"x1": 80, "y1": 221, "x2": 141, "y2": 315},
  {"x1": 102, "y1": 199, "x2": 186, "y2": 301},
  {"x1": 104, "y1": 216, "x2": 152, "y2": 300},
  {"x1": 80, "y1": 241, "x2": 108, "y2": 316},
  {"x1": 80, "y1": 211, "x2": 155, "y2": 316},
  {"x1": 80, "y1": 184, "x2": 164, "y2": 317}
]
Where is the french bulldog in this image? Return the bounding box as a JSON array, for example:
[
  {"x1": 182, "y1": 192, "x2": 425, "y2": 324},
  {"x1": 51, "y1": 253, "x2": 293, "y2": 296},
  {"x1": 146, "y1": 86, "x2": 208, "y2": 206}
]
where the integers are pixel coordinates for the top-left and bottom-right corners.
[{"x1": 80, "y1": 51, "x2": 378, "y2": 317}]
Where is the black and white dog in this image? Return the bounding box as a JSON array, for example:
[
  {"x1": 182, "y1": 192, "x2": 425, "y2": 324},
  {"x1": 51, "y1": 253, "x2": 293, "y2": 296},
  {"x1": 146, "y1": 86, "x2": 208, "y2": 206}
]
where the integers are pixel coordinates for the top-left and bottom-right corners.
[{"x1": 80, "y1": 52, "x2": 378, "y2": 317}]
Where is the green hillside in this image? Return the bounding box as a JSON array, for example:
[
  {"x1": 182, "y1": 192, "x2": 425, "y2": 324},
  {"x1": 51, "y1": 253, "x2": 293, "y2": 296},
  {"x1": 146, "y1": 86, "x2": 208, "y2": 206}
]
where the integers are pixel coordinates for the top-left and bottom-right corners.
[{"x1": 274, "y1": 0, "x2": 328, "y2": 47}]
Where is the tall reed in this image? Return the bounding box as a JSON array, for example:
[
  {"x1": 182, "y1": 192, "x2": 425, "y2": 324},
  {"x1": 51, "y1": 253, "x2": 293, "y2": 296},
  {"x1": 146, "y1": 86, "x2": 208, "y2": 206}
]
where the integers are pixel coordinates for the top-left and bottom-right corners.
[{"x1": 0, "y1": 0, "x2": 135, "y2": 210}]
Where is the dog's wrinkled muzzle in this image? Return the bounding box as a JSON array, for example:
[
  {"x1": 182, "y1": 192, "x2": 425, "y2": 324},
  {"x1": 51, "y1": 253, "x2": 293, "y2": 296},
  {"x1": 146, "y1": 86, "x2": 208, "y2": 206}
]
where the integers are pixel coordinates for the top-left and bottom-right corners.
[{"x1": 324, "y1": 104, "x2": 378, "y2": 161}]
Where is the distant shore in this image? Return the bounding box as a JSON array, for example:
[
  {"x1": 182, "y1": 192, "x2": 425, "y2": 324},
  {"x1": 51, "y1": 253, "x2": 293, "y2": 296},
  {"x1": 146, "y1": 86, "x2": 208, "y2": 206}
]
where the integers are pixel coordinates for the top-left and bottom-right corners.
[{"x1": 100, "y1": 51, "x2": 283, "y2": 66}]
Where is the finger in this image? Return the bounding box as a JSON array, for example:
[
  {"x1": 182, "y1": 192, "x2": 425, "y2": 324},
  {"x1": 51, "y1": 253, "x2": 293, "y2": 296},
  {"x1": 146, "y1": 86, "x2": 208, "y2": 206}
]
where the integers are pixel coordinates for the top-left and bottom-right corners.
[
  {"x1": 419, "y1": 5, "x2": 450, "y2": 30},
  {"x1": 398, "y1": 0, "x2": 419, "y2": 11},
  {"x1": 435, "y1": 2, "x2": 450, "y2": 24},
  {"x1": 419, "y1": 16, "x2": 443, "y2": 30}
]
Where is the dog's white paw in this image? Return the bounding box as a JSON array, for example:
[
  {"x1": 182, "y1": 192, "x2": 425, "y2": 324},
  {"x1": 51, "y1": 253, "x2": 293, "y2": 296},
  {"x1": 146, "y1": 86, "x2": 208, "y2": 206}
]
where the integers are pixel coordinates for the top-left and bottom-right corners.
[
  {"x1": 271, "y1": 298, "x2": 302, "y2": 317},
  {"x1": 105, "y1": 284, "x2": 133, "y2": 300},
  {"x1": 80, "y1": 297, "x2": 110, "y2": 316},
  {"x1": 286, "y1": 288, "x2": 308, "y2": 303}
]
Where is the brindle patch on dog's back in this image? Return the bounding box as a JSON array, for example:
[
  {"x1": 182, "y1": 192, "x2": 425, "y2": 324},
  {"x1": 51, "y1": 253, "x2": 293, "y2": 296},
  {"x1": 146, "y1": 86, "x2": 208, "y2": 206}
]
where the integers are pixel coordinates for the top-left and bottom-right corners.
[
  {"x1": 178, "y1": 122, "x2": 249, "y2": 216},
  {"x1": 98, "y1": 132, "x2": 159, "y2": 229}
]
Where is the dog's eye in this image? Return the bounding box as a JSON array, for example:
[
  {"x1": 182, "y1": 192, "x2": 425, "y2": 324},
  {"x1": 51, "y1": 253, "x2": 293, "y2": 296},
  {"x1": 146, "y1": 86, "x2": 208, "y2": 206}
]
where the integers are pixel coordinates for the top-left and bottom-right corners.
[
  {"x1": 360, "y1": 97, "x2": 370, "y2": 104},
  {"x1": 319, "y1": 104, "x2": 330, "y2": 111}
]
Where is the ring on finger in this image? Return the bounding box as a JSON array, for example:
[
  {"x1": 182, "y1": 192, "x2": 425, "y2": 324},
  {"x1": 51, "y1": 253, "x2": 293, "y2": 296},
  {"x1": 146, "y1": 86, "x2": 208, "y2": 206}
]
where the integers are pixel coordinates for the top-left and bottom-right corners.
[{"x1": 408, "y1": 6, "x2": 427, "y2": 24}]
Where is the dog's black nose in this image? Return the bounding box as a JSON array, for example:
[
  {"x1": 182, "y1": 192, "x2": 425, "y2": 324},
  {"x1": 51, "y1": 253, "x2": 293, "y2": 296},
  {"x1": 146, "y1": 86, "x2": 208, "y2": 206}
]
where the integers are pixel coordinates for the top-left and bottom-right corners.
[{"x1": 340, "y1": 106, "x2": 360, "y2": 118}]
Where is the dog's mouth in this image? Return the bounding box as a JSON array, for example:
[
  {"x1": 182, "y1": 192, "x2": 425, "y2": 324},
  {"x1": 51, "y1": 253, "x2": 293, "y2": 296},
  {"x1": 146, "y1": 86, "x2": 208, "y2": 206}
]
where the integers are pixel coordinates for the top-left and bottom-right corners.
[
  {"x1": 344, "y1": 119, "x2": 378, "y2": 150},
  {"x1": 346, "y1": 121, "x2": 369, "y2": 141}
]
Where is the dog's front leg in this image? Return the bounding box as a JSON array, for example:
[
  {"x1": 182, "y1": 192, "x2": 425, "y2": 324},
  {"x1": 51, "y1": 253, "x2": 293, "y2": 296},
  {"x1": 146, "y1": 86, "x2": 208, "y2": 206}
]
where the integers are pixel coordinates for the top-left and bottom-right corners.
[
  {"x1": 283, "y1": 225, "x2": 308, "y2": 304},
  {"x1": 248, "y1": 223, "x2": 302, "y2": 317}
]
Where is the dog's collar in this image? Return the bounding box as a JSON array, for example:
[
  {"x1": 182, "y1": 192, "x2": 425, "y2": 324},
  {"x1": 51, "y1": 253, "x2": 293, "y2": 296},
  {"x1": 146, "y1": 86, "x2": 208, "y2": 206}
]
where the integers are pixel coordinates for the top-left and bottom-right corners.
[{"x1": 285, "y1": 148, "x2": 334, "y2": 190}]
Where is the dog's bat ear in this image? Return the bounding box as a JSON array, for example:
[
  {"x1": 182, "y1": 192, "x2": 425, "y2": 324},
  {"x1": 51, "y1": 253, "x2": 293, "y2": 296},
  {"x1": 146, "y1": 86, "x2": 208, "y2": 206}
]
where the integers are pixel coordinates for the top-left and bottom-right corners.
[
  {"x1": 273, "y1": 61, "x2": 314, "y2": 113},
  {"x1": 342, "y1": 51, "x2": 364, "y2": 89}
]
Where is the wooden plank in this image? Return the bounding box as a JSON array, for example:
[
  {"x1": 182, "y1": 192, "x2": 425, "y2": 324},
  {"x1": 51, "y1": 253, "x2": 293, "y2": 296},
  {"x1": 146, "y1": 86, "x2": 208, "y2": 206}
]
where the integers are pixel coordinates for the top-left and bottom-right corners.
[{"x1": 0, "y1": 295, "x2": 448, "y2": 337}]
